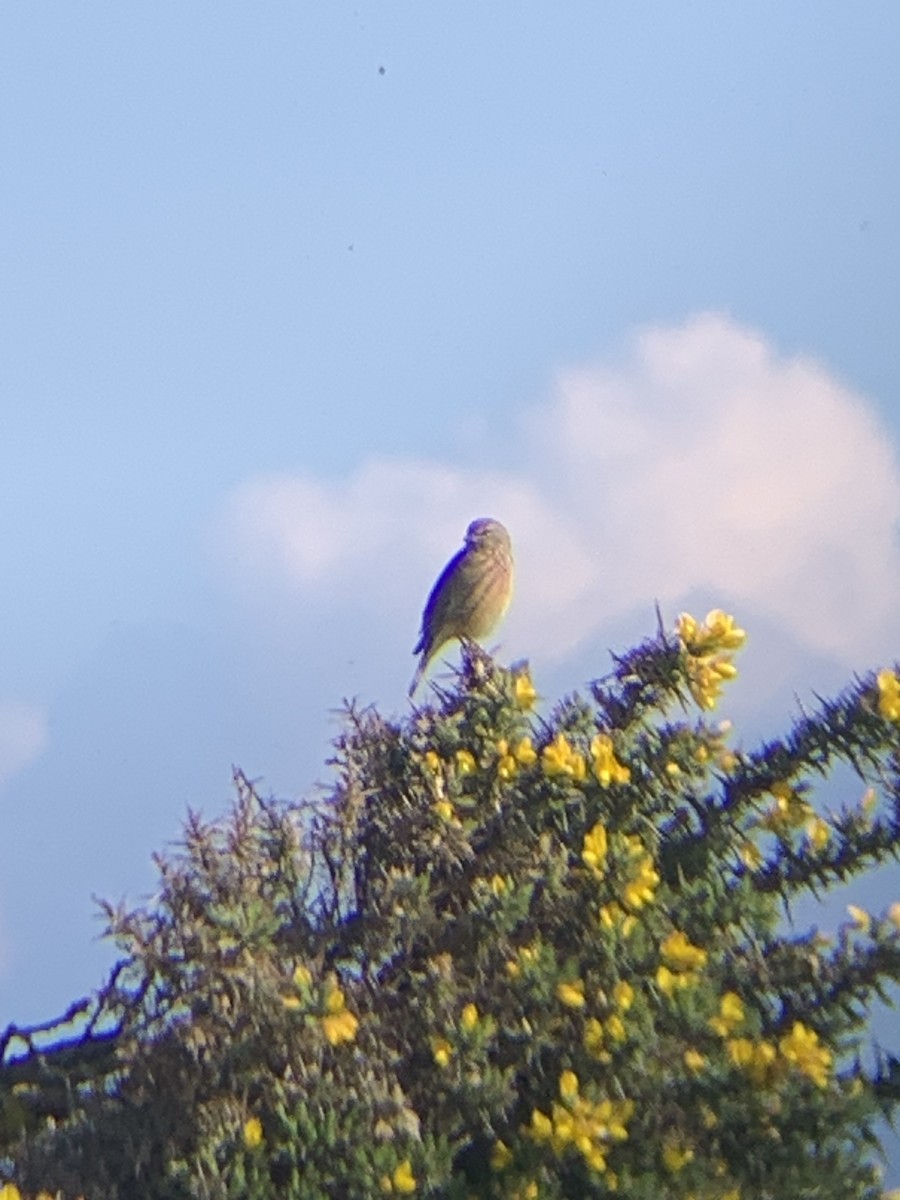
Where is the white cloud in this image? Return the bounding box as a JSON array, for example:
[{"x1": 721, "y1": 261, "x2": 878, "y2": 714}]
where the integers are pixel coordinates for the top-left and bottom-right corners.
[
  {"x1": 0, "y1": 700, "x2": 48, "y2": 792},
  {"x1": 215, "y1": 313, "x2": 900, "y2": 672}
]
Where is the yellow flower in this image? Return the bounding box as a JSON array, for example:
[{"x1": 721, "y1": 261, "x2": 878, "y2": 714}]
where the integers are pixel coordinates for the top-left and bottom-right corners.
[
  {"x1": 392, "y1": 1158, "x2": 417, "y2": 1194},
  {"x1": 460, "y1": 1002, "x2": 480, "y2": 1031},
  {"x1": 243, "y1": 1116, "x2": 264, "y2": 1149},
  {"x1": 599, "y1": 903, "x2": 637, "y2": 937},
  {"x1": 321, "y1": 979, "x2": 359, "y2": 1045},
  {"x1": 704, "y1": 609, "x2": 747, "y2": 649},
  {"x1": 529, "y1": 1109, "x2": 553, "y2": 1140},
  {"x1": 590, "y1": 733, "x2": 630, "y2": 787},
  {"x1": 660, "y1": 930, "x2": 708, "y2": 972},
  {"x1": 489, "y1": 873, "x2": 509, "y2": 896},
  {"x1": 805, "y1": 816, "x2": 830, "y2": 851},
  {"x1": 684, "y1": 1048, "x2": 706, "y2": 1072},
  {"x1": 514, "y1": 735, "x2": 538, "y2": 766},
  {"x1": 656, "y1": 965, "x2": 680, "y2": 997},
  {"x1": 676, "y1": 612, "x2": 699, "y2": 646},
  {"x1": 678, "y1": 610, "x2": 746, "y2": 653},
  {"x1": 582, "y1": 821, "x2": 609, "y2": 878},
  {"x1": 606, "y1": 1014, "x2": 626, "y2": 1043},
  {"x1": 293, "y1": 963, "x2": 313, "y2": 989},
  {"x1": 431, "y1": 1036, "x2": 453, "y2": 1067},
  {"x1": 622, "y1": 853, "x2": 660, "y2": 911},
  {"x1": 491, "y1": 1139, "x2": 513, "y2": 1170},
  {"x1": 726, "y1": 1037, "x2": 752, "y2": 1069},
  {"x1": 495, "y1": 738, "x2": 518, "y2": 780},
  {"x1": 763, "y1": 781, "x2": 814, "y2": 834},
  {"x1": 662, "y1": 1142, "x2": 694, "y2": 1173},
  {"x1": 556, "y1": 979, "x2": 586, "y2": 1008},
  {"x1": 877, "y1": 668, "x2": 900, "y2": 721},
  {"x1": 847, "y1": 904, "x2": 871, "y2": 931},
  {"x1": 584, "y1": 1017, "x2": 608, "y2": 1059},
  {"x1": 684, "y1": 652, "x2": 738, "y2": 710},
  {"x1": 514, "y1": 671, "x2": 538, "y2": 710},
  {"x1": 779, "y1": 1021, "x2": 832, "y2": 1088},
  {"x1": 727, "y1": 1037, "x2": 776, "y2": 1083},
  {"x1": 718, "y1": 748, "x2": 739, "y2": 772},
  {"x1": 455, "y1": 749, "x2": 477, "y2": 775},
  {"x1": 433, "y1": 798, "x2": 456, "y2": 822},
  {"x1": 738, "y1": 839, "x2": 763, "y2": 869},
  {"x1": 889, "y1": 902, "x2": 900, "y2": 928},
  {"x1": 677, "y1": 614, "x2": 745, "y2": 709},
  {"x1": 709, "y1": 991, "x2": 745, "y2": 1036},
  {"x1": 559, "y1": 1069, "x2": 579, "y2": 1101},
  {"x1": 0, "y1": 1188, "x2": 22, "y2": 1200},
  {"x1": 541, "y1": 733, "x2": 587, "y2": 781},
  {"x1": 613, "y1": 980, "x2": 634, "y2": 1012},
  {"x1": 325, "y1": 981, "x2": 347, "y2": 1013},
  {"x1": 322, "y1": 1008, "x2": 359, "y2": 1045},
  {"x1": 424, "y1": 749, "x2": 443, "y2": 773}
]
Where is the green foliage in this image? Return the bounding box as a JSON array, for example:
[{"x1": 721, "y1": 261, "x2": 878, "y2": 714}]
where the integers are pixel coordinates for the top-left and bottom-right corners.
[{"x1": 2, "y1": 619, "x2": 900, "y2": 1199}]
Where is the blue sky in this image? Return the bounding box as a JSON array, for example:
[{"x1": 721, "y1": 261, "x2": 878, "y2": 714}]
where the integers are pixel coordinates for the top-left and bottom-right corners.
[{"x1": 3, "y1": 1, "x2": 900, "y2": 1165}]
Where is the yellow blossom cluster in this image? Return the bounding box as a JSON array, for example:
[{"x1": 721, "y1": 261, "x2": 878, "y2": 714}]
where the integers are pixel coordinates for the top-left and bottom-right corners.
[
  {"x1": 542, "y1": 733, "x2": 630, "y2": 787},
  {"x1": 564, "y1": 981, "x2": 633, "y2": 1061},
  {"x1": 709, "y1": 993, "x2": 832, "y2": 1089},
  {"x1": 460, "y1": 1002, "x2": 480, "y2": 1031},
  {"x1": 528, "y1": 1071, "x2": 633, "y2": 1177},
  {"x1": 708, "y1": 991, "x2": 745, "y2": 1037},
  {"x1": 676, "y1": 610, "x2": 746, "y2": 710},
  {"x1": 657, "y1": 930, "x2": 708, "y2": 996},
  {"x1": 557, "y1": 979, "x2": 586, "y2": 1009},
  {"x1": 283, "y1": 965, "x2": 359, "y2": 1046},
  {"x1": 662, "y1": 1140, "x2": 694, "y2": 1173},
  {"x1": 542, "y1": 733, "x2": 587, "y2": 781},
  {"x1": 757, "y1": 781, "x2": 831, "y2": 851},
  {"x1": 582, "y1": 824, "x2": 659, "y2": 915},
  {"x1": 421, "y1": 745, "x2": 479, "y2": 778},
  {"x1": 726, "y1": 1036, "x2": 777, "y2": 1084},
  {"x1": 455, "y1": 748, "x2": 477, "y2": 775},
  {"x1": 282, "y1": 962, "x2": 314, "y2": 1011},
  {"x1": 505, "y1": 942, "x2": 540, "y2": 978},
  {"x1": 591, "y1": 734, "x2": 631, "y2": 787},
  {"x1": 0, "y1": 1188, "x2": 57, "y2": 1200},
  {"x1": 490, "y1": 1140, "x2": 513, "y2": 1170},
  {"x1": 778, "y1": 1021, "x2": 832, "y2": 1088},
  {"x1": 584, "y1": 1013, "x2": 627, "y2": 1062},
  {"x1": 620, "y1": 834, "x2": 660, "y2": 911},
  {"x1": 496, "y1": 735, "x2": 538, "y2": 780},
  {"x1": 243, "y1": 1116, "x2": 264, "y2": 1149},
  {"x1": 599, "y1": 902, "x2": 637, "y2": 936},
  {"x1": 321, "y1": 976, "x2": 359, "y2": 1047},
  {"x1": 423, "y1": 749, "x2": 443, "y2": 774},
  {"x1": 581, "y1": 821, "x2": 608, "y2": 880},
  {"x1": 379, "y1": 1158, "x2": 417, "y2": 1194},
  {"x1": 877, "y1": 669, "x2": 900, "y2": 721},
  {"x1": 431, "y1": 1036, "x2": 453, "y2": 1067},
  {"x1": 677, "y1": 610, "x2": 747, "y2": 655},
  {"x1": 514, "y1": 670, "x2": 538, "y2": 710}
]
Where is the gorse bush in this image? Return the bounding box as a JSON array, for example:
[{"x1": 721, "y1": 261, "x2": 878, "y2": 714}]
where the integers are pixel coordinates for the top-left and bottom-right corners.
[{"x1": 2, "y1": 612, "x2": 900, "y2": 1199}]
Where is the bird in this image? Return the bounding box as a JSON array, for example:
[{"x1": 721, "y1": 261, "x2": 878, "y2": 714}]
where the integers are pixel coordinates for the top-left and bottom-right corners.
[{"x1": 409, "y1": 517, "x2": 514, "y2": 697}]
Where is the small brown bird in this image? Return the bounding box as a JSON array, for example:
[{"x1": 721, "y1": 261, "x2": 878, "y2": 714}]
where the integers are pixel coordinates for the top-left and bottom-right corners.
[{"x1": 409, "y1": 517, "x2": 514, "y2": 697}]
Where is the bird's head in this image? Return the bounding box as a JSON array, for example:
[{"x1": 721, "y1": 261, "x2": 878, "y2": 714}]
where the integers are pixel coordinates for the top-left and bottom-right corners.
[{"x1": 465, "y1": 518, "x2": 512, "y2": 556}]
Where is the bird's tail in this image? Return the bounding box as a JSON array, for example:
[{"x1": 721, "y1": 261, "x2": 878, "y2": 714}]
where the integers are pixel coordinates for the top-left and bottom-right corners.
[{"x1": 408, "y1": 657, "x2": 426, "y2": 699}]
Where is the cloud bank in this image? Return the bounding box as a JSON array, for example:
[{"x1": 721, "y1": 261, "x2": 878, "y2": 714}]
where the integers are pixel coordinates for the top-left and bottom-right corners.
[{"x1": 216, "y1": 313, "x2": 900, "y2": 672}]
